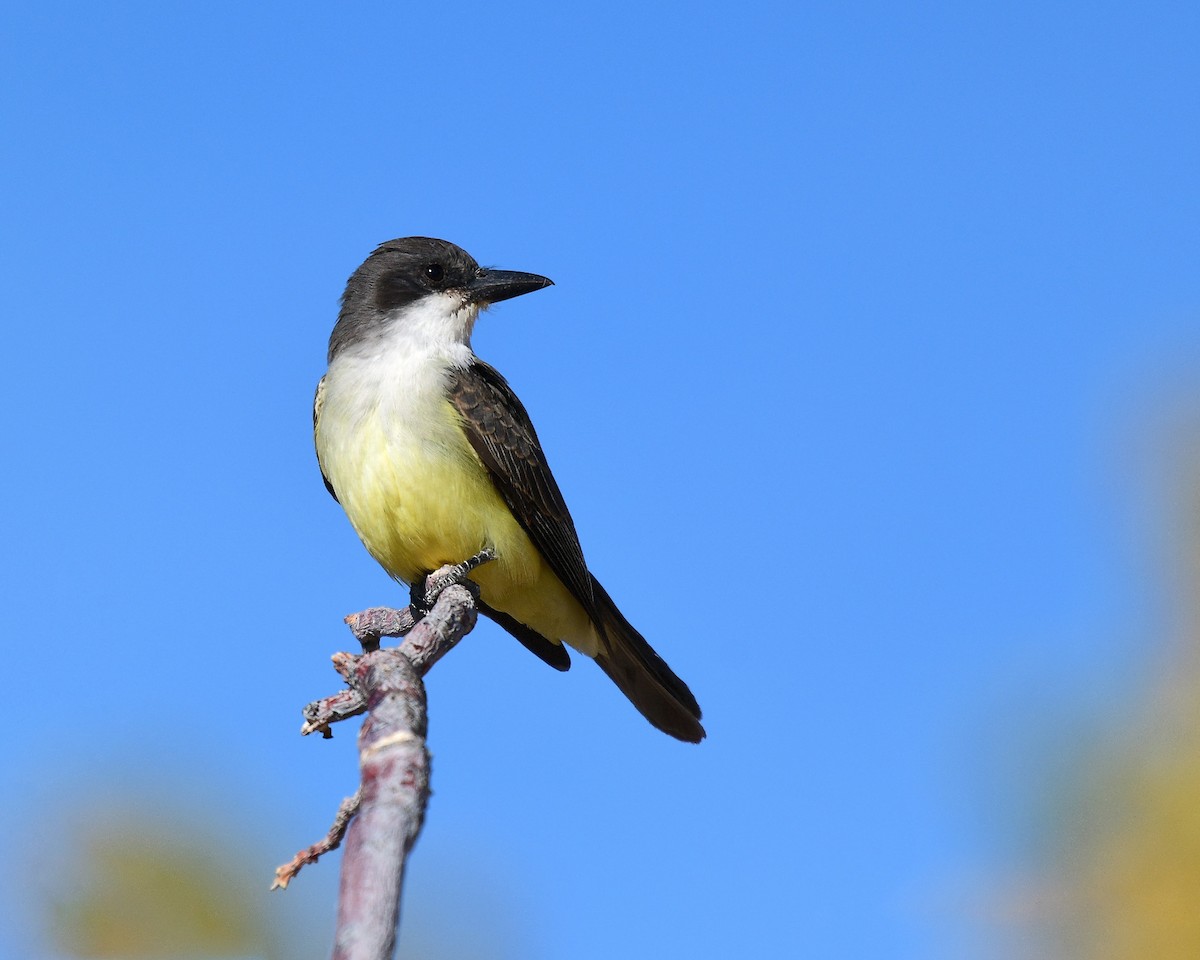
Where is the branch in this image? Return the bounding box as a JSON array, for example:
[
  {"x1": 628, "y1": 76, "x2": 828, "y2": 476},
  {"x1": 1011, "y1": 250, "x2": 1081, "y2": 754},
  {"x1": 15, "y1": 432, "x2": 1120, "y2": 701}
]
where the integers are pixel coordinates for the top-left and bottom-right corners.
[
  {"x1": 330, "y1": 642, "x2": 429, "y2": 960},
  {"x1": 273, "y1": 560, "x2": 486, "y2": 960}
]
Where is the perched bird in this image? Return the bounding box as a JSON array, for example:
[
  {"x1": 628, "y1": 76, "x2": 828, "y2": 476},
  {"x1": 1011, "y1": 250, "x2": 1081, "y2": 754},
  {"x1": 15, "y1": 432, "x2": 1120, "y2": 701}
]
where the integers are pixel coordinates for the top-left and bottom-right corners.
[{"x1": 313, "y1": 238, "x2": 704, "y2": 742}]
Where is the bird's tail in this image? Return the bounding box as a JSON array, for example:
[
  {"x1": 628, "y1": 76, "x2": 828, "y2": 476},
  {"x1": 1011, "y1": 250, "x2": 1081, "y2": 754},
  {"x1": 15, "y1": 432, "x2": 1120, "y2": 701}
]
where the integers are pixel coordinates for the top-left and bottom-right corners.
[{"x1": 590, "y1": 576, "x2": 705, "y2": 743}]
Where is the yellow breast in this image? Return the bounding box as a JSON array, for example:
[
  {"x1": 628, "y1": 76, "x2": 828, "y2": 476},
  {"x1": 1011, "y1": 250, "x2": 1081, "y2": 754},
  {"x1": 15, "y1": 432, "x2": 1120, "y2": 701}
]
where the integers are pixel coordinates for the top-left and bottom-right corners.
[
  {"x1": 318, "y1": 391, "x2": 518, "y2": 580},
  {"x1": 315, "y1": 355, "x2": 597, "y2": 654}
]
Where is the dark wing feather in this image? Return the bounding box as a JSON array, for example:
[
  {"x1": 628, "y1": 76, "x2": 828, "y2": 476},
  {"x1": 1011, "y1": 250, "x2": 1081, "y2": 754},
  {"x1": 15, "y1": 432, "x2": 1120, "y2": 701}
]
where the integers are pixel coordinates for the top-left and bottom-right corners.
[
  {"x1": 314, "y1": 375, "x2": 339, "y2": 502},
  {"x1": 446, "y1": 360, "x2": 600, "y2": 624},
  {"x1": 452, "y1": 359, "x2": 704, "y2": 741},
  {"x1": 478, "y1": 600, "x2": 572, "y2": 671}
]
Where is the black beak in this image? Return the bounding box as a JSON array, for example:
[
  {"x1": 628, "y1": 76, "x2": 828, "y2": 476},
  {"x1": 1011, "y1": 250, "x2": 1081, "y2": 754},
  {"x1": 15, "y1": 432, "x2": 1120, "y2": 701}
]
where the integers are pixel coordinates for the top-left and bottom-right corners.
[{"x1": 467, "y1": 268, "x2": 553, "y2": 305}]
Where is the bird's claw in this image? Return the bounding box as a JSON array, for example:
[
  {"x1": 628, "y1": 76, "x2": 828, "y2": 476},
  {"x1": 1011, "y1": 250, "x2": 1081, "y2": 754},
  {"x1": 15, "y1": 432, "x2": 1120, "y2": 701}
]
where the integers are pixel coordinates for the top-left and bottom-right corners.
[{"x1": 411, "y1": 548, "x2": 496, "y2": 614}]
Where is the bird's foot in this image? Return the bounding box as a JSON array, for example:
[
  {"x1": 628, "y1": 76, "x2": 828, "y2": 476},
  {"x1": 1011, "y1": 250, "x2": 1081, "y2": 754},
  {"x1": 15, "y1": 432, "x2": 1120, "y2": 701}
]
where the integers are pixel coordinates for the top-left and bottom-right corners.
[
  {"x1": 317, "y1": 550, "x2": 496, "y2": 739},
  {"x1": 344, "y1": 551, "x2": 496, "y2": 655},
  {"x1": 411, "y1": 548, "x2": 496, "y2": 616}
]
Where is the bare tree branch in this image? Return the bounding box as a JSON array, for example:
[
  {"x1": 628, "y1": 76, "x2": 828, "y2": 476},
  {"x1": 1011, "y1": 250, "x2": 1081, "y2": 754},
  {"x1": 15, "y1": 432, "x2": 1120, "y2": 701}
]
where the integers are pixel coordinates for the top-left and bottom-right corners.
[
  {"x1": 330, "y1": 643, "x2": 430, "y2": 960},
  {"x1": 273, "y1": 559, "x2": 487, "y2": 960}
]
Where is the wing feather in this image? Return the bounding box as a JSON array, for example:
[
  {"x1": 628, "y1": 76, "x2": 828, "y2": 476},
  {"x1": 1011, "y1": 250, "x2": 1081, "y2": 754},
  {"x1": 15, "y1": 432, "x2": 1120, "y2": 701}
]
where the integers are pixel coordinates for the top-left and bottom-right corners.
[
  {"x1": 313, "y1": 375, "x2": 339, "y2": 502},
  {"x1": 446, "y1": 360, "x2": 599, "y2": 624}
]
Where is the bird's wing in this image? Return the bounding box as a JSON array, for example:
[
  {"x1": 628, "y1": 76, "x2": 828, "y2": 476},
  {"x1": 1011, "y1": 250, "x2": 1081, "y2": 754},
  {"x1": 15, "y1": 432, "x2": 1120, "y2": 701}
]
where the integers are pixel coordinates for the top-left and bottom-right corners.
[
  {"x1": 313, "y1": 375, "x2": 339, "y2": 502},
  {"x1": 446, "y1": 359, "x2": 600, "y2": 624}
]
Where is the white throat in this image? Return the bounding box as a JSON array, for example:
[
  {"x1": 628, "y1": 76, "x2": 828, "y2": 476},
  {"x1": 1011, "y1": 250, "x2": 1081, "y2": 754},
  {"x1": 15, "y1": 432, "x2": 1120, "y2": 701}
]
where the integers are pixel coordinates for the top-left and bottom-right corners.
[
  {"x1": 343, "y1": 291, "x2": 481, "y2": 366},
  {"x1": 322, "y1": 291, "x2": 481, "y2": 445}
]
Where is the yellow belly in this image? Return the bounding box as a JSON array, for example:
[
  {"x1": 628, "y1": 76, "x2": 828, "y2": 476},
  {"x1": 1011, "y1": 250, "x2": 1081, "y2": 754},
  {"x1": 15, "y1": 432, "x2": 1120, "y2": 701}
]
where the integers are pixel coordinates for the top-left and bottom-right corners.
[{"x1": 317, "y1": 396, "x2": 596, "y2": 653}]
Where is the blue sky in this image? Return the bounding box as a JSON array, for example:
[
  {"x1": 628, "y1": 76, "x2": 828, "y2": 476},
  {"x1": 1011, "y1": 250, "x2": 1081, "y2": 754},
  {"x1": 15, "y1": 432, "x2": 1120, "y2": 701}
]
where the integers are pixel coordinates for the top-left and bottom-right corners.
[{"x1": 3, "y1": 2, "x2": 1199, "y2": 958}]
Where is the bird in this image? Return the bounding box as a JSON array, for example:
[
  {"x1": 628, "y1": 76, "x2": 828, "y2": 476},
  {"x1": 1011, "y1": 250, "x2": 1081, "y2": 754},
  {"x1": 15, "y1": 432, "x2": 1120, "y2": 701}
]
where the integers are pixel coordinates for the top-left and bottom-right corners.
[{"x1": 313, "y1": 237, "x2": 704, "y2": 742}]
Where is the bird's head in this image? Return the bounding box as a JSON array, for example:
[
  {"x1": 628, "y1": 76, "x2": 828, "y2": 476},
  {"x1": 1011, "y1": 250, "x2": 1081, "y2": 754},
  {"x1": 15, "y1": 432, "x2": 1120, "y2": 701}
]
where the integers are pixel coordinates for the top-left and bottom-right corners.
[{"x1": 330, "y1": 237, "x2": 552, "y2": 361}]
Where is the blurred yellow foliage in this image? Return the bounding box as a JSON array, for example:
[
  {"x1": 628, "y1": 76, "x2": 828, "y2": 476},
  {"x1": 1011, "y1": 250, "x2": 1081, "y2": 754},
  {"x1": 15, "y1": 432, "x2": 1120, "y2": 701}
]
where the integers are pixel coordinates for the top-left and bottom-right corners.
[
  {"x1": 49, "y1": 815, "x2": 286, "y2": 959},
  {"x1": 1044, "y1": 450, "x2": 1200, "y2": 958},
  {"x1": 1049, "y1": 713, "x2": 1200, "y2": 958}
]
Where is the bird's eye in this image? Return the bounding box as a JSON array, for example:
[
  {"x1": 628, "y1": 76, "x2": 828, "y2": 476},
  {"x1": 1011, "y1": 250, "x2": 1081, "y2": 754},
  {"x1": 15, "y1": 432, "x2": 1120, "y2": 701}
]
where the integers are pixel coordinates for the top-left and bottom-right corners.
[{"x1": 425, "y1": 263, "x2": 445, "y2": 283}]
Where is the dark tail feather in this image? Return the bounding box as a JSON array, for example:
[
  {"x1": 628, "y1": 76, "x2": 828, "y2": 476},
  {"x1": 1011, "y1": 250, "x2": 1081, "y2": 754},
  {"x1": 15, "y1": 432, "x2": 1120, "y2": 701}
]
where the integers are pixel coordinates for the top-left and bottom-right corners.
[{"x1": 590, "y1": 576, "x2": 705, "y2": 743}]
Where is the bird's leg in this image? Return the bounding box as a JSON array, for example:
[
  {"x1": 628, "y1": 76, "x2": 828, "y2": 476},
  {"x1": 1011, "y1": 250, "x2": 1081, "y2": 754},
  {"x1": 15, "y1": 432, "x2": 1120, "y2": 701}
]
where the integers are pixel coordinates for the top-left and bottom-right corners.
[{"x1": 413, "y1": 547, "x2": 496, "y2": 615}]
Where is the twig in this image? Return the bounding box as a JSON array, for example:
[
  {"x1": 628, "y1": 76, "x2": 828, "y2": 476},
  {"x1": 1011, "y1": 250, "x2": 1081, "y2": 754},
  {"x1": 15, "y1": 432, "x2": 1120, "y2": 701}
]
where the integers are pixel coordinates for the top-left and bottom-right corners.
[
  {"x1": 344, "y1": 606, "x2": 418, "y2": 652},
  {"x1": 272, "y1": 790, "x2": 362, "y2": 890}
]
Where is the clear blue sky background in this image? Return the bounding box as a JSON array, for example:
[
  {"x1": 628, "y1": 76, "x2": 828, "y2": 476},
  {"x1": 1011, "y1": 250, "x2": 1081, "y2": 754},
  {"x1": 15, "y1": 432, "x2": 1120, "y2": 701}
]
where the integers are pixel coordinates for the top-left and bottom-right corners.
[{"x1": 3, "y1": 3, "x2": 1199, "y2": 958}]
